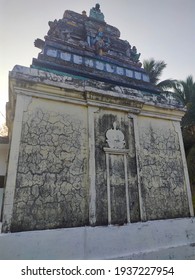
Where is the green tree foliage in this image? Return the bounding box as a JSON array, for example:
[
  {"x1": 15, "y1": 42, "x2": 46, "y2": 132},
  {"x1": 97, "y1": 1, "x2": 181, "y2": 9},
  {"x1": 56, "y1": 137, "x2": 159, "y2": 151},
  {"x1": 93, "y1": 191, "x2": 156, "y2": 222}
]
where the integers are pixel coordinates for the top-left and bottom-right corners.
[
  {"x1": 143, "y1": 58, "x2": 177, "y2": 91},
  {"x1": 173, "y1": 76, "x2": 195, "y2": 126},
  {"x1": 143, "y1": 58, "x2": 166, "y2": 85},
  {"x1": 174, "y1": 76, "x2": 195, "y2": 202}
]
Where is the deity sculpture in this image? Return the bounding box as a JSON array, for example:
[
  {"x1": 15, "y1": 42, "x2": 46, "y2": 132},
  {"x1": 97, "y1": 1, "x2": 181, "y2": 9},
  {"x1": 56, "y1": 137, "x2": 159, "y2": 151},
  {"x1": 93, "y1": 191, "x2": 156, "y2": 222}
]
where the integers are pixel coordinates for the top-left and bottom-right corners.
[
  {"x1": 92, "y1": 28, "x2": 110, "y2": 55},
  {"x1": 89, "y1": 3, "x2": 105, "y2": 22},
  {"x1": 87, "y1": 27, "x2": 110, "y2": 55},
  {"x1": 47, "y1": 20, "x2": 59, "y2": 38},
  {"x1": 131, "y1": 46, "x2": 141, "y2": 63}
]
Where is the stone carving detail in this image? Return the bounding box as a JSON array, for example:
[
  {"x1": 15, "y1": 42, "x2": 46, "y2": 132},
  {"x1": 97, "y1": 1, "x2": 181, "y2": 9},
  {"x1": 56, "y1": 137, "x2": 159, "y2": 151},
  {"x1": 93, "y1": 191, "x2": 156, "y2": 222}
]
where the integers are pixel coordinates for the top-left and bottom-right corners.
[
  {"x1": 34, "y1": 5, "x2": 143, "y2": 73},
  {"x1": 11, "y1": 108, "x2": 88, "y2": 232},
  {"x1": 130, "y1": 46, "x2": 141, "y2": 63},
  {"x1": 106, "y1": 122, "x2": 125, "y2": 149},
  {"x1": 31, "y1": 6, "x2": 156, "y2": 94},
  {"x1": 89, "y1": 3, "x2": 105, "y2": 22},
  {"x1": 87, "y1": 28, "x2": 110, "y2": 55}
]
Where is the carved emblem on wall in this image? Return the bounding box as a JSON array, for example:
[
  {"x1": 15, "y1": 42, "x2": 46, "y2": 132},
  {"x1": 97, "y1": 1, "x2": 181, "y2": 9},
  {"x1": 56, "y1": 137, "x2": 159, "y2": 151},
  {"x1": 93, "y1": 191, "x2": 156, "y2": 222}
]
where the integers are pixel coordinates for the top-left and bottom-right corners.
[{"x1": 106, "y1": 122, "x2": 125, "y2": 149}]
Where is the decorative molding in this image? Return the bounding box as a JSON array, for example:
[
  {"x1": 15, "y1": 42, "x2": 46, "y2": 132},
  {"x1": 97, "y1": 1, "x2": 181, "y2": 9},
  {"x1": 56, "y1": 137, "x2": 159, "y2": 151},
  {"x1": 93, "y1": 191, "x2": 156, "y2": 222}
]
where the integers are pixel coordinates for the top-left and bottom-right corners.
[
  {"x1": 10, "y1": 66, "x2": 184, "y2": 113},
  {"x1": 45, "y1": 49, "x2": 148, "y2": 83},
  {"x1": 139, "y1": 107, "x2": 185, "y2": 121}
]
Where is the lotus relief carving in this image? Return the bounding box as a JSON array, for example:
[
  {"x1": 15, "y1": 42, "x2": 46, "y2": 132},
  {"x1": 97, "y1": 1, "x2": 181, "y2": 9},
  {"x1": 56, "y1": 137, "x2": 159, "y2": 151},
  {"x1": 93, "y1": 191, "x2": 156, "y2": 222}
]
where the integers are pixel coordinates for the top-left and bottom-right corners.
[{"x1": 106, "y1": 122, "x2": 125, "y2": 149}]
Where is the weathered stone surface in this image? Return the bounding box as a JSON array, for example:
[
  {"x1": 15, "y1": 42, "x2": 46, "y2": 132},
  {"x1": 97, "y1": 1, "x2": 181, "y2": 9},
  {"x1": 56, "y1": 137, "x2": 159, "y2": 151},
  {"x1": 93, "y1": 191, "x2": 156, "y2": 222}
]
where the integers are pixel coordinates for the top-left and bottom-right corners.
[
  {"x1": 3, "y1": 63, "x2": 192, "y2": 233},
  {"x1": 10, "y1": 65, "x2": 183, "y2": 109},
  {"x1": 11, "y1": 104, "x2": 88, "y2": 232},
  {"x1": 138, "y1": 118, "x2": 190, "y2": 220},
  {"x1": 2, "y1": 65, "x2": 193, "y2": 233}
]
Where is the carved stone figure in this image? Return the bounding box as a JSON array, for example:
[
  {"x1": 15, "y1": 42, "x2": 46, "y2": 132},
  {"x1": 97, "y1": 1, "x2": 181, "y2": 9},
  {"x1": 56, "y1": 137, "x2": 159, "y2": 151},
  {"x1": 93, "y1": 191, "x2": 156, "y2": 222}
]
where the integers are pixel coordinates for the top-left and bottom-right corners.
[
  {"x1": 82, "y1": 10, "x2": 87, "y2": 17},
  {"x1": 91, "y1": 28, "x2": 110, "y2": 55},
  {"x1": 89, "y1": 3, "x2": 105, "y2": 22},
  {"x1": 47, "y1": 20, "x2": 59, "y2": 38},
  {"x1": 125, "y1": 41, "x2": 132, "y2": 58},
  {"x1": 131, "y1": 46, "x2": 141, "y2": 62},
  {"x1": 34, "y1": 6, "x2": 147, "y2": 86}
]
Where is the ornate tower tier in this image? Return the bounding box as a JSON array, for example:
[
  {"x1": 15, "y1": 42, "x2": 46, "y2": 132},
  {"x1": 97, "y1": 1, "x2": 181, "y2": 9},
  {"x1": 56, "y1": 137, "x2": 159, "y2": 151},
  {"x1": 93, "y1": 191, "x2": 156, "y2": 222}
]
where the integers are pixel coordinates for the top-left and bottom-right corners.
[{"x1": 33, "y1": 7, "x2": 160, "y2": 93}]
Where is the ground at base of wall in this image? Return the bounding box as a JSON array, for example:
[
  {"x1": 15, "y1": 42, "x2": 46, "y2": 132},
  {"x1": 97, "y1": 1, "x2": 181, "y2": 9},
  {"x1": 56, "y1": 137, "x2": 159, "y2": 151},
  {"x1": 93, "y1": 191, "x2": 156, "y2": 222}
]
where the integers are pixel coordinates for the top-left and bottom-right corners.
[{"x1": 0, "y1": 217, "x2": 195, "y2": 260}]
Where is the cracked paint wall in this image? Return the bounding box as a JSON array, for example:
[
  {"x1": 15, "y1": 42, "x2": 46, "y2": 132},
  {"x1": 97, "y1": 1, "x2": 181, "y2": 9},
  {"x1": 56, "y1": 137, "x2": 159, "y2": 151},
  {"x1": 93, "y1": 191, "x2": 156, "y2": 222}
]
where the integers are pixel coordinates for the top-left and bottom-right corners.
[
  {"x1": 138, "y1": 117, "x2": 190, "y2": 220},
  {"x1": 3, "y1": 90, "x2": 192, "y2": 233},
  {"x1": 11, "y1": 99, "x2": 88, "y2": 232}
]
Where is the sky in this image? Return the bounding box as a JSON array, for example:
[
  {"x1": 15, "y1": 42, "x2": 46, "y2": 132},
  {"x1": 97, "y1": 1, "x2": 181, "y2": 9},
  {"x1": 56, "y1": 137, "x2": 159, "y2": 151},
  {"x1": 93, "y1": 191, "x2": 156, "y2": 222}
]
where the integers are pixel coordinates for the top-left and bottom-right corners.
[{"x1": 0, "y1": 0, "x2": 195, "y2": 124}]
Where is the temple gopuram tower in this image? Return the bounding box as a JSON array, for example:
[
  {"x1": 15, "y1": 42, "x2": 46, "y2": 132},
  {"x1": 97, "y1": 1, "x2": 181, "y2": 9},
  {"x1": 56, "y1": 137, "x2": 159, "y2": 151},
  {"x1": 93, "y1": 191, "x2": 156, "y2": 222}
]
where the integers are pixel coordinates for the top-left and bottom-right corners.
[{"x1": 0, "y1": 4, "x2": 195, "y2": 259}]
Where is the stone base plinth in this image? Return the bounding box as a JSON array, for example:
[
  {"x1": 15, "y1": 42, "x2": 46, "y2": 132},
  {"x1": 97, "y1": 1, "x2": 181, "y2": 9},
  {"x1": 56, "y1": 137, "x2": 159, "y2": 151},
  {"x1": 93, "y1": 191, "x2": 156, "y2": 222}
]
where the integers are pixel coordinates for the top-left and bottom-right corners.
[{"x1": 0, "y1": 218, "x2": 195, "y2": 260}]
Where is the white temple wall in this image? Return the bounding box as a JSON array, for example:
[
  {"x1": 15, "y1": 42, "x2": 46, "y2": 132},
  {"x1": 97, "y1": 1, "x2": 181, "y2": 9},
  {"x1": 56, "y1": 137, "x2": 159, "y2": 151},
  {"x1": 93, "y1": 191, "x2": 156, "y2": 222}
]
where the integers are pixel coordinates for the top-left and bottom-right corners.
[
  {"x1": 1, "y1": 69, "x2": 194, "y2": 233},
  {"x1": 137, "y1": 116, "x2": 192, "y2": 220}
]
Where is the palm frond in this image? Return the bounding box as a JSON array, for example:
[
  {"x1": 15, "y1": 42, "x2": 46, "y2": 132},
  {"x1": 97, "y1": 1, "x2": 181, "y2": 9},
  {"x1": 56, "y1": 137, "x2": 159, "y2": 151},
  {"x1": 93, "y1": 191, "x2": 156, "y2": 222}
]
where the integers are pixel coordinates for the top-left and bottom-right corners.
[
  {"x1": 173, "y1": 76, "x2": 195, "y2": 105},
  {"x1": 157, "y1": 79, "x2": 178, "y2": 91},
  {"x1": 143, "y1": 58, "x2": 167, "y2": 85}
]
